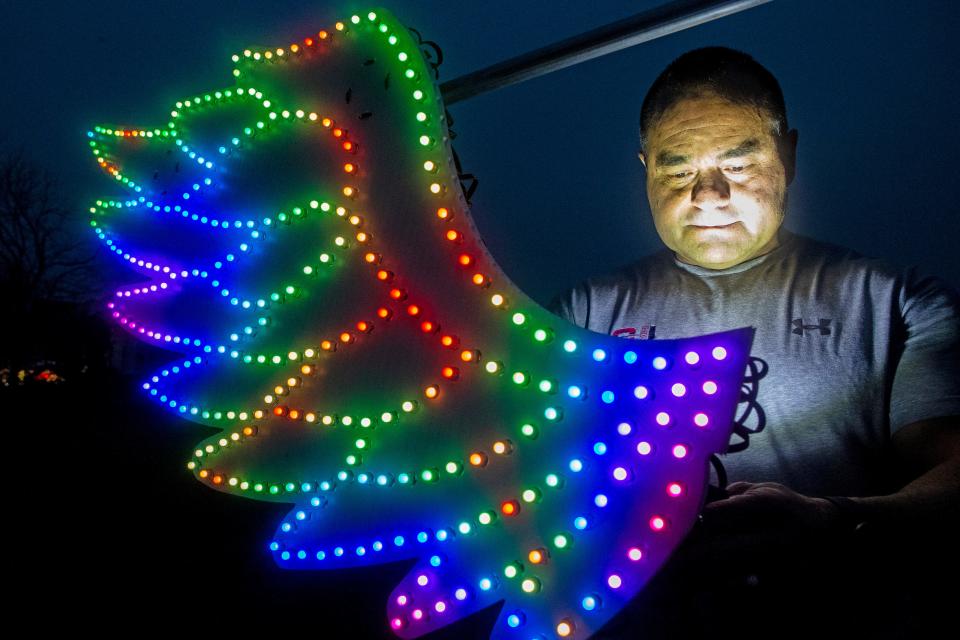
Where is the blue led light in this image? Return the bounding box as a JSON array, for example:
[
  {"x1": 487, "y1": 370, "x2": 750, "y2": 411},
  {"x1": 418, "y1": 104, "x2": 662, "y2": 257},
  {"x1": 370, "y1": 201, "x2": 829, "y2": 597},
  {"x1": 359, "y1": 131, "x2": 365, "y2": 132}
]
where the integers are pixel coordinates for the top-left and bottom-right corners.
[
  {"x1": 592, "y1": 348, "x2": 607, "y2": 362},
  {"x1": 594, "y1": 441, "x2": 607, "y2": 455},
  {"x1": 574, "y1": 516, "x2": 588, "y2": 530},
  {"x1": 601, "y1": 390, "x2": 615, "y2": 403},
  {"x1": 623, "y1": 350, "x2": 637, "y2": 364},
  {"x1": 394, "y1": 535, "x2": 405, "y2": 547}
]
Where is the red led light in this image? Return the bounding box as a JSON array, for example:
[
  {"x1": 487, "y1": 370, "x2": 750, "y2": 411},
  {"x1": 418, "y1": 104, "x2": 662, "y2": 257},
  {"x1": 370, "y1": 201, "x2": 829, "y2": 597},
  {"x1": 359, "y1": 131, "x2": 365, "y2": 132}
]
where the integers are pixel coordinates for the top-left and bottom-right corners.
[
  {"x1": 441, "y1": 366, "x2": 458, "y2": 379},
  {"x1": 458, "y1": 254, "x2": 473, "y2": 266},
  {"x1": 332, "y1": 128, "x2": 344, "y2": 138},
  {"x1": 420, "y1": 320, "x2": 435, "y2": 332},
  {"x1": 650, "y1": 516, "x2": 666, "y2": 531},
  {"x1": 501, "y1": 500, "x2": 519, "y2": 516},
  {"x1": 356, "y1": 321, "x2": 370, "y2": 332},
  {"x1": 667, "y1": 482, "x2": 684, "y2": 496},
  {"x1": 377, "y1": 307, "x2": 391, "y2": 319},
  {"x1": 440, "y1": 334, "x2": 458, "y2": 348},
  {"x1": 407, "y1": 304, "x2": 420, "y2": 316},
  {"x1": 389, "y1": 288, "x2": 406, "y2": 300},
  {"x1": 376, "y1": 269, "x2": 392, "y2": 281}
]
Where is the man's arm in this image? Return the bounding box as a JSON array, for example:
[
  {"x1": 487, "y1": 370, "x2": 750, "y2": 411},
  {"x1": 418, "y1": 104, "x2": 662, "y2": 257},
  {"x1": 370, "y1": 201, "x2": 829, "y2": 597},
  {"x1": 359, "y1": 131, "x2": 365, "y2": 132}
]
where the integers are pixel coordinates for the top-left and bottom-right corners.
[{"x1": 845, "y1": 415, "x2": 960, "y2": 526}]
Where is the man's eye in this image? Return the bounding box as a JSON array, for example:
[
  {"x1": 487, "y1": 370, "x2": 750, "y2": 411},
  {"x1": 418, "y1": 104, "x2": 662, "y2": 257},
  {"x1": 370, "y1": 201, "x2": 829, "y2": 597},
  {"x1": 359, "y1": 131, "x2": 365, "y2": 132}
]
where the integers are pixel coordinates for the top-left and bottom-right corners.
[
  {"x1": 725, "y1": 165, "x2": 746, "y2": 173},
  {"x1": 670, "y1": 171, "x2": 690, "y2": 179}
]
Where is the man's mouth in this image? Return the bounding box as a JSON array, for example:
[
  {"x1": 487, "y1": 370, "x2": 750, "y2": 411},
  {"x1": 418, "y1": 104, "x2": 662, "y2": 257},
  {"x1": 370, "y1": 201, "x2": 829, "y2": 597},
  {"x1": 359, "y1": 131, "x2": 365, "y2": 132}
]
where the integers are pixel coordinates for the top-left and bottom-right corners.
[{"x1": 691, "y1": 222, "x2": 737, "y2": 229}]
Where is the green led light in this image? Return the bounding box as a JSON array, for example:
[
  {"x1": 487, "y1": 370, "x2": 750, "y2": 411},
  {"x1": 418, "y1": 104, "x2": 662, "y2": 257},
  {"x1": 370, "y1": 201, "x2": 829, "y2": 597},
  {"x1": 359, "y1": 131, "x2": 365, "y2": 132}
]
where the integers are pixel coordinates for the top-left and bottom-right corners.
[
  {"x1": 512, "y1": 372, "x2": 527, "y2": 385},
  {"x1": 512, "y1": 312, "x2": 526, "y2": 325},
  {"x1": 563, "y1": 339, "x2": 577, "y2": 352},
  {"x1": 538, "y1": 379, "x2": 554, "y2": 393},
  {"x1": 553, "y1": 534, "x2": 570, "y2": 549},
  {"x1": 521, "y1": 423, "x2": 537, "y2": 438}
]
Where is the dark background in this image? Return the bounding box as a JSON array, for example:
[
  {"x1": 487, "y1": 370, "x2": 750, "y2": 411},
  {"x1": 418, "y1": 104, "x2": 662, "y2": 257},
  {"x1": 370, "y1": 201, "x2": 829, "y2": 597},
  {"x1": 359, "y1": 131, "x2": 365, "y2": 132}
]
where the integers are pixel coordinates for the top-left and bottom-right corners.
[{"x1": 3, "y1": 0, "x2": 958, "y2": 635}]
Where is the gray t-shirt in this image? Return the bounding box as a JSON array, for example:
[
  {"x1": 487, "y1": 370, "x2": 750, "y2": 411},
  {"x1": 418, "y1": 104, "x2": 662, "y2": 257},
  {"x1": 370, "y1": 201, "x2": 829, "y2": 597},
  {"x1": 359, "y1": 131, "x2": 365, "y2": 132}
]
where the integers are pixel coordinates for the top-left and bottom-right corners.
[{"x1": 548, "y1": 228, "x2": 960, "y2": 497}]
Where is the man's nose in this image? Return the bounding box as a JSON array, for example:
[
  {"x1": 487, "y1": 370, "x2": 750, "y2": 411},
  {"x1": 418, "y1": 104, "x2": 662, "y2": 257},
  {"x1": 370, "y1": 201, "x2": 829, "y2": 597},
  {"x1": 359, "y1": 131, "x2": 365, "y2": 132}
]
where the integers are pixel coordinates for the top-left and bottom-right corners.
[{"x1": 691, "y1": 168, "x2": 731, "y2": 209}]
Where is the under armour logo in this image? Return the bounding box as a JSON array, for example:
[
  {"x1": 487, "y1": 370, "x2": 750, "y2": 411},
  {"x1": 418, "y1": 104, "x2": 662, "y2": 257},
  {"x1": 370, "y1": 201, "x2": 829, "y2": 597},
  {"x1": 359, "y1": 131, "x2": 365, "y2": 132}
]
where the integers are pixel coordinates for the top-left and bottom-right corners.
[{"x1": 791, "y1": 318, "x2": 831, "y2": 336}]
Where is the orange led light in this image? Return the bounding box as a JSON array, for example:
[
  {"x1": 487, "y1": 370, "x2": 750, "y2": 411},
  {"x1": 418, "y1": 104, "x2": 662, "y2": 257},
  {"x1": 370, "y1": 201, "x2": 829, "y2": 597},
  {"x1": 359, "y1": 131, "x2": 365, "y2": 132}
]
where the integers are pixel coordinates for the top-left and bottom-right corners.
[
  {"x1": 501, "y1": 500, "x2": 519, "y2": 516},
  {"x1": 472, "y1": 273, "x2": 486, "y2": 286},
  {"x1": 355, "y1": 232, "x2": 369, "y2": 242},
  {"x1": 458, "y1": 254, "x2": 473, "y2": 266},
  {"x1": 406, "y1": 304, "x2": 420, "y2": 316},
  {"x1": 273, "y1": 406, "x2": 285, "y2": 416},
  {"x1": 332, "y1": 128, "x2": 344, "y2": 138},
  {"x1": 460, "y1": 349, "x2": 475, "y2": 362},
  {"x1": 304, "y1": 37, "x2": 314, "y2": 46},
  {"x1": 300, "y1": 365, "x2": 312, "y2": 374},
  {"x1": 343, "y1": 163, "x2": 356, "y2": 173},
  {"x1": 212, "y1": 475, "x2": 223, "y2": 485},
  {"x1": 289, "y1": 409, "x2": 300, "y2": 420},
  {"x1": 436, "y1": 207, "x2": 449, "y2": 219},
  {"x1": 242, "y1": 426, "x2": 256, "y2": 436},
  {"x1": 320, "y1": 340, "x2": 334, "y2": 351},
  {"x1": 389, "y1": 288, "x2": 406, "y2": 300},
  {"x1": 321, "y1": 117, "x2": 332, "y2": 127},
  {"x1": 342, "y1": 141, "x2": 354, "y2": 151},
  {"x1": 441, "y1": 366, "x2": 458, "y2": 379},
  {"x1": 364, "y1": 252, "x2": 379, "y2": 263},
  {"x1": 376, "y1": 269, "x2": 392, "y2": 281},
  {"x1": 339, "y1": 332, "x2": 352, "y2": 343},
  {"x1": 424, "y1": 385, "x2": 439, "y2": 399},
  {"x1": 420, "y1": 320, "x2": 435, "y2": 333},
  {"x1": 445, "y1": 229, "x2": 460, "y2": 242},
  {"x1": 469, "y1": 452, "x2": 487, "y2": 467},
  {"x1": 342, "y1": 186, "x2": 355, "y2": 197},
  {"x1": 377, "y1": 307, "x2": 391, "y2": 319},
  {"x1": 199, "y1": 469, "x2": 209, "y2": 479},
  {"x1": 440, "y1": 334, "x2": 457, "y2": 348},
  {"x1": 528, "y1": 549, "x2": 545, "y2": 564},
  {"x1": 356, "y1": 321, "x2": 370, "y2": 332},
  {"x1": 349, "y1": 215, "x2": 361, "y2": 226},
  {"x1": 319, "y1": 30, "x2": 329, "y2": 39}
]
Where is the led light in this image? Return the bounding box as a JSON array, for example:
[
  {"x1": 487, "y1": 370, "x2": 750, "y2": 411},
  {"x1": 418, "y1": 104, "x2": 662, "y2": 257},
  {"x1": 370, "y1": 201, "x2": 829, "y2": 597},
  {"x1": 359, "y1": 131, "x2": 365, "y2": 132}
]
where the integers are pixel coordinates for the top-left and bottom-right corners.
[
  {"x1": 553, "y1": 533, "x2": 570, "y2": 549},
  {"x1": 713, "y1": 345, "x2": 728, "y2": 360},
  {"x1": 512, "y1": 312, "x2": 526, "y2": 325},
  {"x1": 634, "y1": 385, "x2": 649, "y2": 399},
  {"x1": 567, "y1": 385, "x2": 582, "y2": 398},
  {"x1": 607, "y1": 574, "x2": 623, "y2": 589},
  {"x1": 636, "y1": 441, "x2": 652, "y2": 455},
  {"x1": 521, "y1": 578, "x2": 540, "y2": 593},
  {"x1": 685, "y1": 351, "x2": 701, "y2": 365},
  {"x1": 582, "y1": 595, "x2": 600, "y2": 611},
  {"x1": 672, "y1": 444, "x2": 688, "y2": 458},
  {"x1": 703, "y1": 380, "x2": 718, "y2": 394},
  {"x1": 671, "y1": 383, "x2": 686, "y2": 397},
  {"x1": 653, "y1": 356, "x2": 668, "y2": 370},
  {"x1": 617, "y1": 422, "x2": 632, "y2": 436},
  {"x1": 650, "y1": 515, "x2": 666, "y2": 531},
  {"x1": 557, "y1": 619, "x2": 574, "y2": 637},
  {"x1": 592, "y1": 348, "x2": 607, "y2": 362},
  {"x1": 694, "y1": 412, "x2": 709, "y2": 427},
  {"x1": 667, "y1": 482, "x2": 684, "y2": 497},
  {"x1": 656, "y1": 412, "x2": 671, "y2": 426},
  {"x1": 628, "y1": 547, "x2": 643, "y2": 561},
  {"x1": 563, "y1": 339, "x2": 577, "y2": 352},
  {"x1": 569, "y1": 458, "x2": 583, "y2": 472}
]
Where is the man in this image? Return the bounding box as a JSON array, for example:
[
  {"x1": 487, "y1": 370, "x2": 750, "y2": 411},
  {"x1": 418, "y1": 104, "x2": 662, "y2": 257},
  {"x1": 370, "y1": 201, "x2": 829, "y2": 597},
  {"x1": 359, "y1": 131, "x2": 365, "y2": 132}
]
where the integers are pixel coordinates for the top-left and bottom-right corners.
[{"x1": 548, "y1": 46, "x2": 959, "y2": 636}]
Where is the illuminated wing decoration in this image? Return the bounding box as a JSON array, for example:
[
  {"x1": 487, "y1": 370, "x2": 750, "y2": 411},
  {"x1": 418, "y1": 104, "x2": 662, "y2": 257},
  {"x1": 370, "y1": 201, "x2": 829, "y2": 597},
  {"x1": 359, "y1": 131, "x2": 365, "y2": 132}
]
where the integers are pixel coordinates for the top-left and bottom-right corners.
[{"x1": 85, "y1": 6, "x2": 754, "y2": 639}]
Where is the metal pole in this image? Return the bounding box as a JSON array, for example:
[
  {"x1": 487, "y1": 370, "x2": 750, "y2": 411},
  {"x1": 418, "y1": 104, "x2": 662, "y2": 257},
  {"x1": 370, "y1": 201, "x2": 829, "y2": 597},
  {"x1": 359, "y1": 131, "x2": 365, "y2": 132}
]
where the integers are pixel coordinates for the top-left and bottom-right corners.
[{"x1": 439, "y1": 0, "x2": 773, "y2": 105}]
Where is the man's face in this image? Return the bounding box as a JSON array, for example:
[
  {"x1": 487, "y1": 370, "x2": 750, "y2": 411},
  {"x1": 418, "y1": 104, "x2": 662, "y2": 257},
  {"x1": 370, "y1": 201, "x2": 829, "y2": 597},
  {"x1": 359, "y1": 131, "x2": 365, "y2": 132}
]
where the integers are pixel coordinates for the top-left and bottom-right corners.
[{"x1": 639, "y1": 93, "x2": 797, "y2": 269}]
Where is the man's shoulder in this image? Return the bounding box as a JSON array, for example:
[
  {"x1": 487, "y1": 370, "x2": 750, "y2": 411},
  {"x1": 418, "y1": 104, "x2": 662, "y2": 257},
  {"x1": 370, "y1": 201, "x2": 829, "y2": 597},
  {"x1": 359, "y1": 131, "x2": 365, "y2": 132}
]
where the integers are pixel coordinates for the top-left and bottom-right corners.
[{"x1": 784, "y1": 231, "x2": 905, "y2": 281}]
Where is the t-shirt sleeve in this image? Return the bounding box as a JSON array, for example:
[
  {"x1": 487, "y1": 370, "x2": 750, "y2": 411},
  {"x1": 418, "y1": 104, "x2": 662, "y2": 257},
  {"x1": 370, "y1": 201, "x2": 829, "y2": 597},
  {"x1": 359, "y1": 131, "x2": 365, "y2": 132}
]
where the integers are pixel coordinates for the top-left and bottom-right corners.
[
  {"x1": 547, "y1": 282, "x2": 589, "y2": 329},
  {"x1": 889, "y1": 268, "x2": 960, "y2": 435}
]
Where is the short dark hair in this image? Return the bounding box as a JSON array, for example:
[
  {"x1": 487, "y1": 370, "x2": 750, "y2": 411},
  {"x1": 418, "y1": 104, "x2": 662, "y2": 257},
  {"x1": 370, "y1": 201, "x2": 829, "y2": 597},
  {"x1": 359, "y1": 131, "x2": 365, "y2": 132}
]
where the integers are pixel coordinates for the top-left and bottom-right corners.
[{"x1": 639, "y1": 47, "x2": 787, "y2": 153}]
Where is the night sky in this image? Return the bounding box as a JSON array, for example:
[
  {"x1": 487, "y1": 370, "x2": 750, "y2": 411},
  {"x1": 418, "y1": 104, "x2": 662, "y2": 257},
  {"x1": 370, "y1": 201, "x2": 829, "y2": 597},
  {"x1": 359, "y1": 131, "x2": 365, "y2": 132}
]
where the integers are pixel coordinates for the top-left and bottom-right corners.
[
  {"x1": 3, "y1": 0, "x2": 959, "y2": 297},
  {"x1": 4, "y1": 0, "x2": 958, "y2": 635}
]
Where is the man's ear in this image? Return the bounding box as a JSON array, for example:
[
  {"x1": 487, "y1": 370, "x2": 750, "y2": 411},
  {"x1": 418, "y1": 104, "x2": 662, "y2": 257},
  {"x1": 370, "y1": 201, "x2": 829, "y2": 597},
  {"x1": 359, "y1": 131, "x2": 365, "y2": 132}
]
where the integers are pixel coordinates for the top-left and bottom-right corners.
[
  {"x1": 638, "y1": 151, "x2": 647, "y2": 168},
  {"x1": 778, "y1": 129, "x2": 798, "y2": 185}
]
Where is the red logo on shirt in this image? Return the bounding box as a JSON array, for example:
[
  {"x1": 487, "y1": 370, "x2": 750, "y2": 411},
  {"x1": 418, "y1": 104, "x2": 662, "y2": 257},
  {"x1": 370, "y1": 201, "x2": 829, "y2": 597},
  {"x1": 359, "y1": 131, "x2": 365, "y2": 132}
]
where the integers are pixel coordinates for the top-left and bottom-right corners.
[{"x1": 613, "y1": 324, "x2": 656, "y2": 340}]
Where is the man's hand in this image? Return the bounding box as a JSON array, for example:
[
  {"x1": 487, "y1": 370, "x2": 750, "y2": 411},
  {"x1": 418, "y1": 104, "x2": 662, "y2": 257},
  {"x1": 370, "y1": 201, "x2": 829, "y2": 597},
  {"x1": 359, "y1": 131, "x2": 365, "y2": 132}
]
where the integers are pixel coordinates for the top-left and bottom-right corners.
[{"x1": 700, "y1": 481, "x2": 838, "y2": 537}]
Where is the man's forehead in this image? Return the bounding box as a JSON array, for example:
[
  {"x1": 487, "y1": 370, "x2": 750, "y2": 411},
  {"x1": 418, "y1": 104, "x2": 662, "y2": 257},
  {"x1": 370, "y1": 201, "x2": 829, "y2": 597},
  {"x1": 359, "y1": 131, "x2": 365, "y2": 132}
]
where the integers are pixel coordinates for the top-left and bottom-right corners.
[
  {"x1": 655, "y1": 137, "x2": 763, "y2": 167},
  {"x1": 647, "y1": 96, "x2": 773, "y2": 159}
]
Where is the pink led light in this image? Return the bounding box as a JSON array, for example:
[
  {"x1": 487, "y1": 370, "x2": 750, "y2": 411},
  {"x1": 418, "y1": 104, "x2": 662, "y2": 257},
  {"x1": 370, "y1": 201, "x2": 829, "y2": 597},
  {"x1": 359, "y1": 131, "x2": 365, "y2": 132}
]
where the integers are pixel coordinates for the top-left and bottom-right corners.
[
  {"x1": 434, "y1": 601, "x2": 446, "y2": 613},
  {"x1": 702, "y1": 380, "x2": 718, "y2": 395},
  {"x1": 694, "y1": 413, "x2": 709, "y2": 427},
  {"x1": 412, "y1": 609, "x2": 424, "y2": 621},
  {"x1": 607, "y1": 574, "x2": 623, "y2": 589},
  {"x1": 650, "y1": 516, "x2": 666, "y2": 531},
  {"x1": 391, "y1": 618, "x2": 405, "y2": 630},
  {"x1": 672, "y1": 444, "x2": 687, "y2": 458},
  {"x1": 627, "y1": 547, "x2": 643, "y2": 561},
  {"x1": 712, "y1": 346, "x2": 727, "y2": 360},
  {"x1": 636, "y1": 441, "x2": 652, "y2": 455},
  {"x1": 685, "y1": 351, "x2": 700, "y2": 365},
  {"x1": 396, "y1": 594, "x2": 408, "y2": 606},
  {"x1": 667, "y1": 482, "x2": 684, "y2": 496}
]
